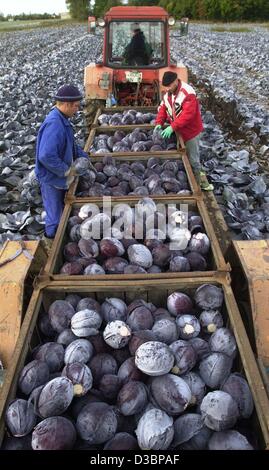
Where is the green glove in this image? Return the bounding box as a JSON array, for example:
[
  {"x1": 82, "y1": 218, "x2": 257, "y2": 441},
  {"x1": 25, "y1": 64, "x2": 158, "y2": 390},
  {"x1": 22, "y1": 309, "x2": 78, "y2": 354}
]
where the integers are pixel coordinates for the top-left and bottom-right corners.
[
  {"x1": 161, "y1": 126, "x2": 174, "y2": 139},
  {"x1": 154, "y1": 124, "x2": 162, "y2": 132}
]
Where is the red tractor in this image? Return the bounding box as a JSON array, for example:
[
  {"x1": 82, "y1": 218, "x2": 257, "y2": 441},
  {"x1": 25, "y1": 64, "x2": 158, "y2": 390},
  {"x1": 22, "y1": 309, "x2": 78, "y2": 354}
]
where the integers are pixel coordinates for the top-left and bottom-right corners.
[{"x1": 84, "y1": 6, "x2": 187, "y2": 124}]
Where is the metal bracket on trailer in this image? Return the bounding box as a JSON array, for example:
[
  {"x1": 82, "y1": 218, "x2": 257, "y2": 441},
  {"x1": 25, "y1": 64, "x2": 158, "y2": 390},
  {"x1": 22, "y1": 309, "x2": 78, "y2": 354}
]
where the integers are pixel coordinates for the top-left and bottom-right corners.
[{"x1": 33, "y1": 273, "x2": 53, "y2": 290}]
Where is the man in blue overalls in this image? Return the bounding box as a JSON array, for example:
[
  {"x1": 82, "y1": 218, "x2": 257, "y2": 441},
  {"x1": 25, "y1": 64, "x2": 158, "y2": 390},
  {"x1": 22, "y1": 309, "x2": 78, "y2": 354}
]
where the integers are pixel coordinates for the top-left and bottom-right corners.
[{"x1": 35, "y1": 84, "x2": 88, "y2": 241}]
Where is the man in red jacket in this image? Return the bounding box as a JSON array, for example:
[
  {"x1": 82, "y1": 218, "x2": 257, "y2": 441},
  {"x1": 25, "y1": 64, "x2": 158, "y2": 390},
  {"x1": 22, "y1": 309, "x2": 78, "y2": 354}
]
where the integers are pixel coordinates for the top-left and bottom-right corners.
[{"x1": 155, "y1": 71, "x2": 213, "y2": 191}]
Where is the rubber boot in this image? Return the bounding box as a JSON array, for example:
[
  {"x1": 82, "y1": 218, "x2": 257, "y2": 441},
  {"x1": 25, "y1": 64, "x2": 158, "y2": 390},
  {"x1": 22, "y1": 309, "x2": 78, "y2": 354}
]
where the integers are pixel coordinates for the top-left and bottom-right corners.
[
  {"x1": 199, "y1": 171, "x2": 214, "y2": 191},
  {"x1": 41, "y1": 235, "x2": 54, "y2": 254}
]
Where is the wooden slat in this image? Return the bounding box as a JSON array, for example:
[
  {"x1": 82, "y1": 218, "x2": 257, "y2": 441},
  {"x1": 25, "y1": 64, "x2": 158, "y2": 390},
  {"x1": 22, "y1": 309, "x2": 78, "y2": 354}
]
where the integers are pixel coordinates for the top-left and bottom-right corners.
[
  {"x1": 197, "y1": 199, "x2": 230, "y2": 272},
  {"x1": 203, "y1": 189, "x2": 232, "y2": 256},
  {"x1": 98, "y1": 105, "x2": 157, "y2": 113},
  {"x1": 98, "y1": 124, "x2": 154, "y2": 131},
  {"x1": 37, "y1": 273, "x2": 230, "y2": 291},
  {"x1": 42, "y1": 203, "x2": 72, "y2": 276}
]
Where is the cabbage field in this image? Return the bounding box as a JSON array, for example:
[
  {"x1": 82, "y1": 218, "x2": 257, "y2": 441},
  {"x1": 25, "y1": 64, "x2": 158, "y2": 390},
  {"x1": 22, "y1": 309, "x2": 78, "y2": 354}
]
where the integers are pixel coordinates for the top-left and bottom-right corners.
[
  {"x1": 0, "y1": 23, "x2": 269, "y2": 245},
  {"x1": 0, "y1": 23, "x2": 268, "y2": 243}
]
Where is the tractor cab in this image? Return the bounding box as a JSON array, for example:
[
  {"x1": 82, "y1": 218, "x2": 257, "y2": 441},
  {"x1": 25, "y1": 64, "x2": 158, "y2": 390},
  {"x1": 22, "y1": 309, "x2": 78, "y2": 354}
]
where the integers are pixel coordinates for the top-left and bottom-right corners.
[
  {"x1": 106, "y1": 18, "x2": 166, "y2": 69},
  {"x1": 84, "y1": 6, "x2": 187, "y2": 119}
]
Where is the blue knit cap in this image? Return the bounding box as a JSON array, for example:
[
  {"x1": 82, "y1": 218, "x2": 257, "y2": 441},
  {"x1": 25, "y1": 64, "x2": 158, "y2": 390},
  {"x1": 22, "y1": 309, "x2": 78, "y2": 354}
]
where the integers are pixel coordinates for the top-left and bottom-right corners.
[{"x1": 54, "y1": 84, "x2": 83, "y2": 102}]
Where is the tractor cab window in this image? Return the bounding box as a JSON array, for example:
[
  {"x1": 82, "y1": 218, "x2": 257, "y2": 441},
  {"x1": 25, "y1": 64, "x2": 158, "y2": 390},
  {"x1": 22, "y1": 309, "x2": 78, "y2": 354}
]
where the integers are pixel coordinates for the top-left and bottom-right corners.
[{"x1": 108, "y1": 21, "x2": 165, "y2": 67}]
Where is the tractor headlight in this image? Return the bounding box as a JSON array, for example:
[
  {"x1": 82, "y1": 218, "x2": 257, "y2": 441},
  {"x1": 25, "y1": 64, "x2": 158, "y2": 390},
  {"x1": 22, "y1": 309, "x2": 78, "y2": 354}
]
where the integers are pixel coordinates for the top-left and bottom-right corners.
[
  {"x1": 97, "y1": 18, "x2": 105, "y2": 27},
  {"x1": 168, "y1": 17, "x2": 175, "y2": 26}
]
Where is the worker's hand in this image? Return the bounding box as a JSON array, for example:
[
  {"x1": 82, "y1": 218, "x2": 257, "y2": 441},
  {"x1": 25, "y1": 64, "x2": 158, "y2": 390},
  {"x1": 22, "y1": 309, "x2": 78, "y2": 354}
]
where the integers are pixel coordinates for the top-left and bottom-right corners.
[
  {"x1": 67, "y1": 165, "x2": 79, "y2": 177},
  {"x1": 161, "y1": 126, "x2": 174, "y2": 139},
  {"x1": 154, "y1": 124, "x2": 162, "y2": 132}
]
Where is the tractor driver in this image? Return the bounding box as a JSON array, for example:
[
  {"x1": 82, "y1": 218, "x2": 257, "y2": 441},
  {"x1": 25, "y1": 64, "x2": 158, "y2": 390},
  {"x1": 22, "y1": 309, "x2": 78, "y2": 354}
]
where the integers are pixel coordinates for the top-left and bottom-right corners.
[
  {"x1": 123, "y1": 24, "x2": 152, "y2": 66},
  {"x1": 154, "y1": 71, "x2": 214, "y2": 191},
  {"x1": 35, "y1": 84, "x2": 89, "y2": 243}
]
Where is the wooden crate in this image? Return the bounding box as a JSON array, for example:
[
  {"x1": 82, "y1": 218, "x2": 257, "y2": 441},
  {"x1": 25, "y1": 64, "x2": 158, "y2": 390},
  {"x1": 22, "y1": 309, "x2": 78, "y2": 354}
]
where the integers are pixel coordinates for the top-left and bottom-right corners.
[
  {"x1": 0, "y1": 279, "x2": 268, "y2": 448},
  {"x1": 42, "y1": 198, "x2": 229, "y2": 284},
  {"x1": 66, "y1": 152, "x2": 201, "y2": 202}
]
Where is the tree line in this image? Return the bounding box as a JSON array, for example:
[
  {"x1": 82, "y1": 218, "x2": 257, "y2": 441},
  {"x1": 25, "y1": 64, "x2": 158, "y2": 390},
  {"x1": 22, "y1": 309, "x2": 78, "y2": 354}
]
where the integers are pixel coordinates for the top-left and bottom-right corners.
[
  {"x1": 159, "y1": 0, "x2": 269, "y2": 21},
  {"x1": 0, "y1": 13, "x2": 60, "y2": 21},
  {"x1": 1, "y1": 1, "x2": 268, "y2": 22},
  {"x1": 66, "y1": 0, "x2": 269, "y2": 21}
]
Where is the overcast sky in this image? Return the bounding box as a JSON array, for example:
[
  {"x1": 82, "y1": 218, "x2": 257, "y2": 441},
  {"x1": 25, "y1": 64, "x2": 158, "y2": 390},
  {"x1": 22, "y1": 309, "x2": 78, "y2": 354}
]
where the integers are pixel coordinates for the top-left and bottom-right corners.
[{"x1": 0, "y1": 0, "x2": 68, "y2": 15}]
